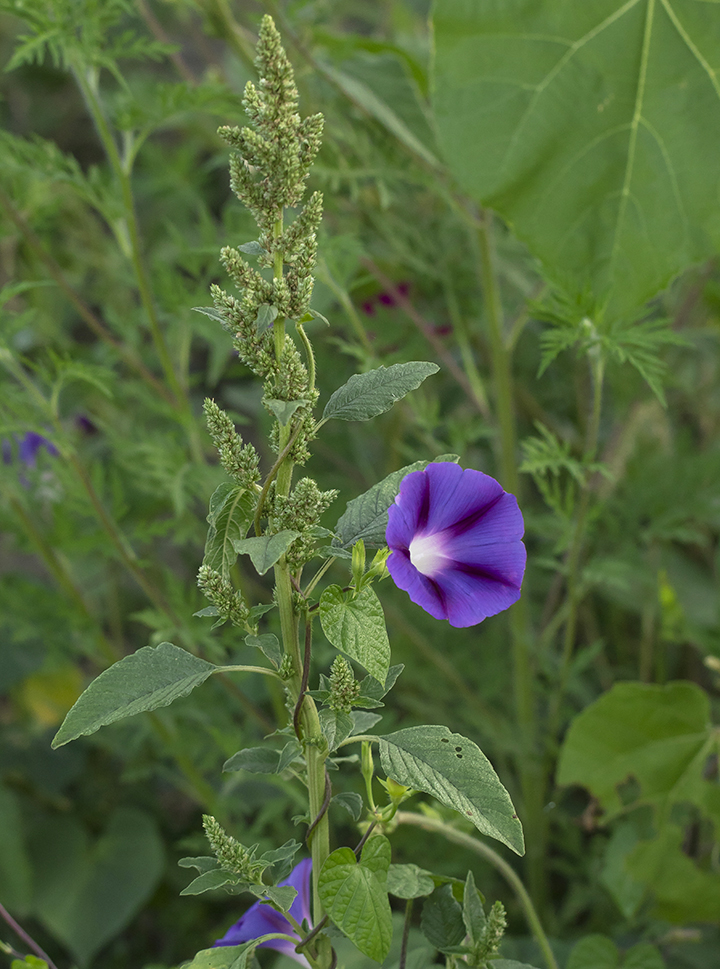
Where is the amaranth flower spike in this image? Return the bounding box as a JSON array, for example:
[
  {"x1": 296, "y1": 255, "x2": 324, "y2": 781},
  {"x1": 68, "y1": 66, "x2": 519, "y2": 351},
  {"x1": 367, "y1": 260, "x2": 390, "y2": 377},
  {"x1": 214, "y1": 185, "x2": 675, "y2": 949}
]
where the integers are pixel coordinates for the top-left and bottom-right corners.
[
  {"x1": 386, "y1": 462, "x2": 526, "y2": 627},
  {"x1": 214, "y1": 858, "x2": 312, "y2": 966}
]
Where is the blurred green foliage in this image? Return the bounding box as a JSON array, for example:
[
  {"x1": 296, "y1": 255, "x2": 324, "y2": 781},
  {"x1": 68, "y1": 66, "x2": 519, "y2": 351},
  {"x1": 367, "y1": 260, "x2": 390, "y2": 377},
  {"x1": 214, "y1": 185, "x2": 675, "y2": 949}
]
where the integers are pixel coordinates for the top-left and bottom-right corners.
[{"x1": 0, "y1": 1, "x2": 719, "y2": 967}]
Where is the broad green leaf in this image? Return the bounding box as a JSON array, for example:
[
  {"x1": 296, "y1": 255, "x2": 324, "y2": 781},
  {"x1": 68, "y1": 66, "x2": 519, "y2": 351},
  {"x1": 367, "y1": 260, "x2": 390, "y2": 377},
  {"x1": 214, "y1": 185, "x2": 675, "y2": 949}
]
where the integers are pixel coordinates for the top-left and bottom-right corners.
[
  {"x1": 318, "y1": 835, "x2": 393, "y2": 963},
  {"x1": 28, "y1": 808, "x2": 164, "y2": 967},
  {"x1": 623, "y1": 943, "x2": 666, "y2": 969},
  {"x1": 331, "y1": 792, "x2": 364, "y2": 821},
  {"x1": 180, "y1": 869, "x2": 238, "y2": 896},
  {"x1": 556, "y1": 681, "x2": 713, "y2": 818},
  {"x1": 421, "y1": 884, "x2": 466, "y2": 953},
  {"x1": 319, "y1": 707, "x2": 355, "y2": 751},
  {"x1": 233, "y1": 530, "x2": 301, "y2": 575},
  {"x1": 333, "y1": 454, "x2": 459, "y2": 548},
  {"x1": 379, "y1": 725, "x2": 524, "y2": 855},
  {"x1": 265, "y1": 398, "x2": 309, "y2": 426},
  {"x1": 204, "y1": 483, "x2": 255, "y2": 580},
  {"x1": 52, "y1": 643, "x2": 216, "y2": 747},
  {"x1": 245, "y1": 633, "x2": 282, "y2": 668},
  {"x1": 223, "y1": 746, "x2": 282, "y2": 774},
  {"x1": 432, "y1": 0, "x2": 720, "y2": 322},
  {"x1": 255, "y1": 303, "x2": 278, "y2": 335},
  {"x1": 387, "y1": 864, "x2": 435, "y2": 899},
  {"x1": 319, "y1": 585, "x2": 390, "y2": 683},
  {"x1": 627, "y1": 824, "x2": 720, "y2": 923},
  {"x1": 184, "y1": 940, "x2": 271, "y2": 969},
  {"x1": 322, "y1": 361, "x2": 439, "y2": 423},
  {"x1": 567, "y1": 935, "x2": 618, "y2": 969}
]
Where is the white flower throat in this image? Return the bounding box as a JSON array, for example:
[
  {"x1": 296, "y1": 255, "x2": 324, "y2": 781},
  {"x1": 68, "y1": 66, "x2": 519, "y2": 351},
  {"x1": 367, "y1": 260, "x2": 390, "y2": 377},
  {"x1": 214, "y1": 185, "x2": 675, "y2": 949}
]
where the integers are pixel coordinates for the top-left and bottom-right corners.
[{"x1": 409, "y1": 531, "x2": 448, "y2": 577}]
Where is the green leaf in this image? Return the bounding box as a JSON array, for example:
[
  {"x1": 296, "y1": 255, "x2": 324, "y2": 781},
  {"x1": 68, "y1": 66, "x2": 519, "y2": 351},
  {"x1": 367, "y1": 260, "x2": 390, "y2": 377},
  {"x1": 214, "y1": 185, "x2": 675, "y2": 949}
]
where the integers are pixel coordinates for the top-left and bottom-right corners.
[
  {"x1": 421, "y1": 884, "x2": 466, "y2": 953},
  {"x1": 223, "y1": 747, "x2": 282, "y2": 774},
  {"x1": 261, "y1": 885, "x2": 298, "y2": 912},
  {"x1": 333, "y1": 454, "x2": 459, "y2": 548},
  {"x1": 232, "y1": 530, "x2": 301, "y2": 575},
  {"x1": 567, "y1": 935, "x2": 618, "y2": 969},
  {"x1": 462, "y1": 870, "x2": 486, "y2": 944},
  {"x1": 28, "y1": 808, "x2": 164, "y2": 966},
  {"x1": 238, "y1": 241, "x2": 267, "y2": 256},
  {"x1": 184, "y1": 940, "x2": 270, "y2": 969},
  {"x1": 255, "y1": 303, "x2": 278, "y2": 336},
  {"x1": 265, "y1": 398, "x2": 309, "y2": 426},
  {"x1": 319, "y1": 585, "x2": 390, "y2": 683},
  {"x1": 319, "y1": 708, "x2": 355, "y2": 751},
  {"x1": 379, "y1": 725, "x2": 524, "y2": 855},
  {"x1": 331, "y1": 792, "x2": 364, "y2": 821},
  {"x1": 432, "y1": 1, "x2": 720, "y2": 322},
  {"x1": 491, "y1": 962, "x2": 543, "y2": 969},
  {"x1": 556, "y1": 681, "x2": 712, "y2": 818},
  {"x1": 623, "y1": 944, "x2": 666, "y2": 969},
  {"x1": 192, "y1": 306, "x2": 226, "y2": 325},
  {"x1": 322, "y1": 63, "x2": 442, "y2": 170},
  {"x1": 318, "y1": 835, "x2": 393, "y2": 963},
  {"x1": 322, "y1": 361, "x2": 439, "y2": 423},
  {"x1": 387, "y1": 864, "x2": 435, "y2": 899},
  {"x1": 52, "y1": 643, "x2": 216, "y2": 747},
  {"x1": 204, "y1": 483, "x2": 255, "y2": 581},
  {"x1": 245, "y1": 633, "x2": 282, "y2": 668},
  {"x1": 627, "y1": 824, "x2": 720, "y2": 923},
  {"x1": 180, "y1": 869, "x2": 238, "y2": 896}
]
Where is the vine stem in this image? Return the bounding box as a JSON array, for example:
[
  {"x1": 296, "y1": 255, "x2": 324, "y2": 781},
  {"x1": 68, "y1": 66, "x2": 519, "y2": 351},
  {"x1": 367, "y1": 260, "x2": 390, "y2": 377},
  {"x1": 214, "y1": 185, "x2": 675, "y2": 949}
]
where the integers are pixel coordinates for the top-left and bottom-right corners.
[
  {"x1": 394, "y1": 813, "x2": 559, "y2": 969},
  {"x1": 0, "y1": 901, "x2": 59, "y2": 969}
]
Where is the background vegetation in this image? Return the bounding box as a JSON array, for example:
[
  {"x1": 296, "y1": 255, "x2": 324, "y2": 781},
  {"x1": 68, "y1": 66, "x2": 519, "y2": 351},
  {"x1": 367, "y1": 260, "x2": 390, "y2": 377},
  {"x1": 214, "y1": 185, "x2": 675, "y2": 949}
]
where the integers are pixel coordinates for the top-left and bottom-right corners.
[{"x1": 0, "y1": 1, "x2": 719, "y2": 967}]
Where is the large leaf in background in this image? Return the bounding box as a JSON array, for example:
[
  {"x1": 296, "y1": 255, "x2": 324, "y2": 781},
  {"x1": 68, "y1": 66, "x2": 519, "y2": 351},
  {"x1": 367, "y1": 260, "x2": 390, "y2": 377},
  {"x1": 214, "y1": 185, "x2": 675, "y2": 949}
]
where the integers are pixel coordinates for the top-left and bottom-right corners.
[
  {"x1": 557, "y1": 681, "x2": 718, "y2": 821},
  {"x1": 379, "y1": 725, "x2": 524, "y2": 854},
  {"x1": 29, "y1": 808, "x2": 164, "y2": 966},
  {"x1": 432, "y1": 0, "x2": 720, "y2": 321}
]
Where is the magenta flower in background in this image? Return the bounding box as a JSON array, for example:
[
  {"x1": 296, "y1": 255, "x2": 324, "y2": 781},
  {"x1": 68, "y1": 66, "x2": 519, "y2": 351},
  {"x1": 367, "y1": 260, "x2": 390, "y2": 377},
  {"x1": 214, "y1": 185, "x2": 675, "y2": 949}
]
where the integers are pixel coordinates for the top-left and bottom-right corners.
[
  {"x1": 214, "y1": 858, "x2": 312, "y2": 966},
  {"x1": 386, "y1": 462, "x2": 526, "y2": 627}
]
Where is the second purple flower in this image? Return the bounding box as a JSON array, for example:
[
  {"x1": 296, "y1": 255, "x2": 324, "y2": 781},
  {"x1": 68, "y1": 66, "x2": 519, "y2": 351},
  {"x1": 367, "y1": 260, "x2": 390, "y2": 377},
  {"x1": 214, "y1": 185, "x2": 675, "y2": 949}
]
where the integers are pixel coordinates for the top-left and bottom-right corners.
[{"x1": 386, "y1": 462, "x2": 526, "y2": 627}]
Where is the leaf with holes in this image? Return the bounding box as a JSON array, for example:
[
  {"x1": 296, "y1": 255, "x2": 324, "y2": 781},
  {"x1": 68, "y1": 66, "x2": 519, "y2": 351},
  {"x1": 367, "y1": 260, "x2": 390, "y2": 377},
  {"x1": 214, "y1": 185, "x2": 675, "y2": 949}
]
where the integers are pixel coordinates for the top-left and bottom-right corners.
[
  {"x1": 379, "y1": 725, "x2": 524, "y2": 854},
  {"x1": 432, "y1": 0, "x2": 720, "y2": 322}
]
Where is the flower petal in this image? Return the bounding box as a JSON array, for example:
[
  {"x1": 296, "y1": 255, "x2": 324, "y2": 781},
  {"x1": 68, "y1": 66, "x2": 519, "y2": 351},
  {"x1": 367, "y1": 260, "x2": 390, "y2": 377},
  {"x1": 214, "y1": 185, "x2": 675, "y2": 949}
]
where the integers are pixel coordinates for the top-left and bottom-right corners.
[
  {"x1": 387, "y1": 548, "x2": 447, "y2": 621},
  {"x1": 422, "y1": 463, "x2": 505, "y2": 536},
  {"x1": 386, "y1": 463, "x2": 526, "y2": 626}
]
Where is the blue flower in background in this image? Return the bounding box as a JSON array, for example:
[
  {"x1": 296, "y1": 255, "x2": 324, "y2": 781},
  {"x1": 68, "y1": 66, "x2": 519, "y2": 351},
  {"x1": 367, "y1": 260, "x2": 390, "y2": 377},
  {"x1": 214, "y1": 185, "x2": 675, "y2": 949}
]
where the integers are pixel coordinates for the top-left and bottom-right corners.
[
  {"x1": 386, "y1": 462, "x2": 526, "y2": 627},
  {"x1": 17, "y1": 431, "x2": 59, "y2": 468},
  {"x1": 214, "y1": 858, "x2": 312, "y2": 966}
]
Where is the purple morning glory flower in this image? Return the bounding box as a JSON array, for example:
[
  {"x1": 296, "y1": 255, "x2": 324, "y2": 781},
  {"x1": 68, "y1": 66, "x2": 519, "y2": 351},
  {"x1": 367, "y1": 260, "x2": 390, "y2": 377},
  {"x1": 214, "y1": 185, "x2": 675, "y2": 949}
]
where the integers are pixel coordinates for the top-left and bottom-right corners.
[
  {"x1": 17, "y1": 431, "x2": 58, "y2": 468},
  {"x1": 214, "y1": 858, "x2": 312, "y2": 966},
  {"x1": 386, "y1": 462, "x2": 526, "y2": 627}
]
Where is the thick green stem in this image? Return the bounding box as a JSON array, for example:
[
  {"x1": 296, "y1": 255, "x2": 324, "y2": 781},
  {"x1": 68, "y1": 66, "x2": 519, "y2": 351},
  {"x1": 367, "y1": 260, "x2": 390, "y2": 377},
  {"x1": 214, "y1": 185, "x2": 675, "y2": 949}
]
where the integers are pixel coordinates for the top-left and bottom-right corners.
[
  {"x1": 268, "y1": 208, "x2": 330, "y2": 944},
  {"x1": 395, "y1": 813, "x2": 559, "y2": 969}
]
